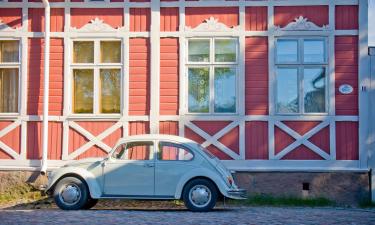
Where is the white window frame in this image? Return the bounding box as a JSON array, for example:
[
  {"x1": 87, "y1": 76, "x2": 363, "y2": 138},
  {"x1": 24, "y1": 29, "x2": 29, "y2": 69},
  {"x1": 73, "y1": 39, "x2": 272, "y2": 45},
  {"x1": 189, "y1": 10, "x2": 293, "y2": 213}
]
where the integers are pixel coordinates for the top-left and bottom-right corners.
[
  {"x1": 275, "y1": 36, "x2": 329, "y2": 115},
  {"x1": 185, "y1": 37, "x2": 239, "y2": 115},
  {"x1": 70, "y1": 38, "x2": 123, "y2": 116},
  {"x1": 0, "y1": 38, "x2": 21, "y2": 115}
]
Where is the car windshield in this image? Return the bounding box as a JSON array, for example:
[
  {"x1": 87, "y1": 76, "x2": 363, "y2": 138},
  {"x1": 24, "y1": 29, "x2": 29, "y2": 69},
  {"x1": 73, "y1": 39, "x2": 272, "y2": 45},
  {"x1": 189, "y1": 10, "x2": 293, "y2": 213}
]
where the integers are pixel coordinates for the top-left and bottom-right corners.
[{"x1": 196, "y1": 144, "x2": 216, "y2": 159}]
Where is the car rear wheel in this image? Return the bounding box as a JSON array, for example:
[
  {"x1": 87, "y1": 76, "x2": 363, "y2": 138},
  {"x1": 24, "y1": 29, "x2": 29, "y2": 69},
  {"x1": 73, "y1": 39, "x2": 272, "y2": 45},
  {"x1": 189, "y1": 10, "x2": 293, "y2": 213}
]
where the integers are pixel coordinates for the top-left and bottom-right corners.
[
  {"x1": 53, "y1": 176, "x2": 89, "y2": 210},
  {"x1": 182, "y1": 178, "x2": 218, "y2": 212}
]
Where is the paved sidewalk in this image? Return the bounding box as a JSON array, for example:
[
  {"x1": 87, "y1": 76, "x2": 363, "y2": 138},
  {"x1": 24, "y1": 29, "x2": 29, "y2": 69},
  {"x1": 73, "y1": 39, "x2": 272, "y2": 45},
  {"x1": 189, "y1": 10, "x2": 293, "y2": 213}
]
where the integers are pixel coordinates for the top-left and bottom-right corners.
[{"x1": 0, "y1": 207, "x2": 375, "y2": 225}]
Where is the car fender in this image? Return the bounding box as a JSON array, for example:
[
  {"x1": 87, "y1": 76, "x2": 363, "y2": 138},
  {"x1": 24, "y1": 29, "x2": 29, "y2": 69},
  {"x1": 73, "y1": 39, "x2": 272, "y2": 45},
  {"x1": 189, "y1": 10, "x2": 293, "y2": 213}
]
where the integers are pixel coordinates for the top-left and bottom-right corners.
[
  {"x1": 174, "y1": 167, "x2": 230, "y2": 199},
  {"x1": 46, "y1": 167, "x2": 102, "y2": 199}
]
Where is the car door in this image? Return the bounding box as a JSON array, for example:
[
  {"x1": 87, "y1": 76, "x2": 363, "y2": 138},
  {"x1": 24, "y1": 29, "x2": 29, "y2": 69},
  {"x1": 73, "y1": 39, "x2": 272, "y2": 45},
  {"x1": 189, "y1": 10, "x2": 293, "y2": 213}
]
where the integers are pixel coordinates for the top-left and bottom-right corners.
[
  {"x1": 154, "y1": 141, "x2": 196, "y2": 197},
  {"x1": 103, "y1": 141, "x2": 155, "y2": 197}
]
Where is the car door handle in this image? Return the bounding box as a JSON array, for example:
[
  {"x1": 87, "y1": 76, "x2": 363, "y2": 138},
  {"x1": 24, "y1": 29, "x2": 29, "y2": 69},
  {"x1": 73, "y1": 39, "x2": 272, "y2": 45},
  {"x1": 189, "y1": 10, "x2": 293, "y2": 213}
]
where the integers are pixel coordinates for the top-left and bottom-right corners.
[{"x1": 144, "y1": 163, "x2": 154, "y2": 168}]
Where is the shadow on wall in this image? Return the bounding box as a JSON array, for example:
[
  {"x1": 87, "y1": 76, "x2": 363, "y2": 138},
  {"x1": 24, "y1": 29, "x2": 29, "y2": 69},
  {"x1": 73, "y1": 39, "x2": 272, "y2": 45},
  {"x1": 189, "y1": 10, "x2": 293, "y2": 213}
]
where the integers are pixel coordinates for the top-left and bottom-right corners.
[{"x1": 26, "y1": 38, "x2": 43, "y2": 160}]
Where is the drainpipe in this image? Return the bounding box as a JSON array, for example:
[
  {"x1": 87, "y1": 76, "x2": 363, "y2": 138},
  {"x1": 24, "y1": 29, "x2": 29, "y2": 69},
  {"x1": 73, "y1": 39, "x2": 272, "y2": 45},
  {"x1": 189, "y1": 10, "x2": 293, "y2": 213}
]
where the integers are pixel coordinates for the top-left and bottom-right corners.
[{"x1": 40, "y1": 0, "x2": 50, "y2": 175}]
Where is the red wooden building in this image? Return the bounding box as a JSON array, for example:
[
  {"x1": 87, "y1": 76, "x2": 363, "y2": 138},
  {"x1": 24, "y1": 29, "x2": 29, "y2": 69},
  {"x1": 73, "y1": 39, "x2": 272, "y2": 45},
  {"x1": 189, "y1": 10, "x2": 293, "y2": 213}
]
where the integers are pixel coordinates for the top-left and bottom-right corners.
[{"x1": 0, "y1": 0, "x2": 372, "y2": 199}]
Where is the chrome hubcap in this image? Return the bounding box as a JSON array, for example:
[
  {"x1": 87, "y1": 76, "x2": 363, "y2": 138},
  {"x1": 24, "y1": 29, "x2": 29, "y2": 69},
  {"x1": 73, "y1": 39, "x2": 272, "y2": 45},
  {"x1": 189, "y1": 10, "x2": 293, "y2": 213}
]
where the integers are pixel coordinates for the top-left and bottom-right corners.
[
  {"x1": 59, "y1": 184, "x2": 81, "y2": 205},
  {"x1": 189, "y1": 185, "x2": 211, "y2": 208}
]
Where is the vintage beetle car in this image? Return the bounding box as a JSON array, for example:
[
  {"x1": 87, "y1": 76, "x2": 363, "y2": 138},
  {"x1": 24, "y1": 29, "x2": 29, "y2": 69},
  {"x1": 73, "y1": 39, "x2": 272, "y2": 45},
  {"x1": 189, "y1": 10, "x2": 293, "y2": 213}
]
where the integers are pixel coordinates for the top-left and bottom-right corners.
[{"x1": 46, "y1": 135, "x2": 246, "y2": 211}]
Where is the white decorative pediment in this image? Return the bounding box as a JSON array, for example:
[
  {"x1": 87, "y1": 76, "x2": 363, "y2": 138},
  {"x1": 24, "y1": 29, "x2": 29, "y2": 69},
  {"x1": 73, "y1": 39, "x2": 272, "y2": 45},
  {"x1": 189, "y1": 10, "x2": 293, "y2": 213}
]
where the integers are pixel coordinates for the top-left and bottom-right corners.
[
  {"x1": 70, "y1": 18, "x2": 126, "y2": 33},
  {"x1": 185, "y1": 17, "x2": 239, "y2": 32},
  {"x1": 275, "y1": 16, "x2": 329, "y2": 31},
  {"x1": 0, "y1": 20, "x2": 21, "y2": 32}
]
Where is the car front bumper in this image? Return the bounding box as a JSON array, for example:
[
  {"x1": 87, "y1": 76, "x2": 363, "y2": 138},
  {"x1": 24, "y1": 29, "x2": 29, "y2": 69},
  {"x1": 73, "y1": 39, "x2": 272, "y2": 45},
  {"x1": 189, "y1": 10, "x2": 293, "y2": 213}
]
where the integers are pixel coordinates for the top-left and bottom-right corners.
[{"x1": 227, "y1": 188, "x2": 247, "y2": 200}]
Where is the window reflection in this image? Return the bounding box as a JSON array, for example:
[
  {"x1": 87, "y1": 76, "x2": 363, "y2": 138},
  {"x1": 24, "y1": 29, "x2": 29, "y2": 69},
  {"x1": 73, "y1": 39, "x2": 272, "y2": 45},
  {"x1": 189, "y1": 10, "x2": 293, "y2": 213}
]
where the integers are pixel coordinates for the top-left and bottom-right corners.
[
  {"x1": 0, "y1": 69, "x2": 18, "y2": 113},
  {"x1": 304, "y1": 40, "x2": 325, "y2": 63},
  {"x1": 276, "y1": 40, "x2": 298, "y2": 63},
  {"x1": 100, "y1": 69, "x2": 121, "y2": 113},
  {"x1": 275, "y1": 38, "x2": 327, "y2": 114},
  {"x1": 100, "y1": 41, "x2": 121, "y2": 63},
  {"x1": 188, "y1": 68, "x2": 209, "y2": 113},
  {"x1": 276, "y1": 68, "x2": 298, "y2": 113},
  {"x1": 0, "y1": 41, "x2": 19, "y2": 63},
  {"x1": 73, "y1": 41, "x2": 94, "y2": 63},
  {"x1": 188, "y1": 39, "x2": 210, "y2": 62},
  {"x1": 73, "y1": 69, "x2": 94, "y2": 113},
  {"x1": 304, "y1": 68, "x2": 326, "y2": 113},
  {"x1": 215, "y1": 39, "x2": 236, "y2": 62},
  {"x1": 214, "y1": 67, "x2": 236, "y2": 113}
]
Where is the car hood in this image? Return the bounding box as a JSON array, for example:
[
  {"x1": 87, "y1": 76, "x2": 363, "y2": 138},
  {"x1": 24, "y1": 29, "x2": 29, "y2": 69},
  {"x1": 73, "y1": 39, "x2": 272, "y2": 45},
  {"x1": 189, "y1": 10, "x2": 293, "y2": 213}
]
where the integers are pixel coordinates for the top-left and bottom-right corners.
[{"x1": 64, "y1": 157, "x2": 103, "y2": 168}]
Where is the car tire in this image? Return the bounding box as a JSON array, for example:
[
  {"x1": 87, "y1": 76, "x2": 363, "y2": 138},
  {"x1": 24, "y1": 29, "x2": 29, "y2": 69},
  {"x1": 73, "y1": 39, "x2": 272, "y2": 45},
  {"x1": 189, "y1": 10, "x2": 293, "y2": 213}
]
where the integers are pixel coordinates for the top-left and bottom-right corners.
[
  {"x1": 182, "y1": 178, "x2": 218, "y2": 212},
  {"x1": 83, "y1": 198, "x2": 98, "y2": 210},
  {"x1": 53, "y1": 176, "x2": 89, "y2": 210}
]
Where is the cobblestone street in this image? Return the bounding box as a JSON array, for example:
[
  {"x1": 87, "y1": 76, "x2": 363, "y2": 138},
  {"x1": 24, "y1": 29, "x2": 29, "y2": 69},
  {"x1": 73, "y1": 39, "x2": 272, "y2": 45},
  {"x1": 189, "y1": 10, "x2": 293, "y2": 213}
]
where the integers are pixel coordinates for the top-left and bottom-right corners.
[{"x1": 1, "y1": 207, "x2": 375, "y2": 225}]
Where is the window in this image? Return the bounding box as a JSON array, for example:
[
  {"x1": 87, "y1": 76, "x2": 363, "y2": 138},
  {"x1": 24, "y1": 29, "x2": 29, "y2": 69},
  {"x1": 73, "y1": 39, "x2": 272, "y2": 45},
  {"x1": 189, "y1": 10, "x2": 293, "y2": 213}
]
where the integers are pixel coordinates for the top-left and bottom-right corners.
[
  {"x1": 72, "y1": 40, "x2": 122, "y2": 114},
  {"x1": 158, "y1": 142, "x2": 194, "y2": 161},
  {"x1": 0, "y1": 40, "x2": 19, "y2": 113},
  {"x1": 275, "y1": 38, "x2": 327, "y2": 114},
  {"x1": 113, "y1": 141, "x2": 154, "y2": 160},
  {"x1": 187, "y1": 38, "x2": 238, "y2": 114}
]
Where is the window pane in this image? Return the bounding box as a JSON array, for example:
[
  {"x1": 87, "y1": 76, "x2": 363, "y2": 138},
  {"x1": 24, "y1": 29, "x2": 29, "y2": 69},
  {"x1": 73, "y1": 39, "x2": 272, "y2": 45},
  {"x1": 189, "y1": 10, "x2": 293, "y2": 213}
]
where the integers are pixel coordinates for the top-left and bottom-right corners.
[
  {"x1": 188, "y1": 68, "x2": 209, "y2": 113},
  {"x1": 114, "y1": 142, "x2": 153, "y2": 160},
  {"x1": 276, "y1": 40, "x2": 298, "y2": 63},
  {"x1": 276, "y1": 68, "x2": 299, "y2": 113},
  {"x1": 304, "y1": 40, "x2": 325, "y2": 63},
  {"x1": 304, "y1": 68, "x2": 326, "y2": 113},
  {"x1": 214, "y1": 67, "x2": 236, "y2": 113},
  {"x1": 100, "y1": 69, "x2": 121, "y2": 113},
  {"x1": 73, "y1": 69, "x2": 93, "y2": 113},
  {"x1": 100, "y1": 41, "x2": 121, "y2": 63},
  {"x1": 73, "y1": 41, "x2": 94, "y2": 63},
  {"x1": 188, "y1": 39, "x2": 210, "y2": 62},
  {"x1": 0, "y1": 41, "x2": 19, "y2": 63},
  {"x1": 158, "y1": 143, "x2": 193, "y2": 161},
  {"x1": 215, "y1": 39, "x2": 236, "y2": 62},
  {"x1": 0, "y1": 69, "x2": 18, "y2": 112}
]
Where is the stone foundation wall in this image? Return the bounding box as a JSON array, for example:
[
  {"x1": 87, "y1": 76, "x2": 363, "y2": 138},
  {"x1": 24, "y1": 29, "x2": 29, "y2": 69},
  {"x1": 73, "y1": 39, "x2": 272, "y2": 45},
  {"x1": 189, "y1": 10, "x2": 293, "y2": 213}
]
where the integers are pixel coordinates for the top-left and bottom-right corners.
[
  {"x1": 233, "y1": 172, "x2": 370, "y2": 205},
  {"x1": 0, "y1": 171, "x2": 47, "y2": 193}
]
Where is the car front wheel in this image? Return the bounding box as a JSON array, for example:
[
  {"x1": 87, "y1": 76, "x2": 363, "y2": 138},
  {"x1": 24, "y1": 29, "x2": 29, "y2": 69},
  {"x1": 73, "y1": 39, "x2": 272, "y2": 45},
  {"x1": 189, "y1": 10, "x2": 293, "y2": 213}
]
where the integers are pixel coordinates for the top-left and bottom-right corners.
[
  {"x1": 53, "y1": 176, "x2": 89, "y2": 210},
  {"x1": 182, "y1": 178, "x2": 218, "y2": 212}
]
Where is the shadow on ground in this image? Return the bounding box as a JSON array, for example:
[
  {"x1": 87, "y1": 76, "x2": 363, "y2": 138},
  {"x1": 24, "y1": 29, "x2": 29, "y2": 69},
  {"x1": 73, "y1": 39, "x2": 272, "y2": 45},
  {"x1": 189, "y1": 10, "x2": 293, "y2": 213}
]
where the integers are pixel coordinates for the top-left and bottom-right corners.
[{"x1": 1, "y1": 195, "x2": 234, "y2": 211}]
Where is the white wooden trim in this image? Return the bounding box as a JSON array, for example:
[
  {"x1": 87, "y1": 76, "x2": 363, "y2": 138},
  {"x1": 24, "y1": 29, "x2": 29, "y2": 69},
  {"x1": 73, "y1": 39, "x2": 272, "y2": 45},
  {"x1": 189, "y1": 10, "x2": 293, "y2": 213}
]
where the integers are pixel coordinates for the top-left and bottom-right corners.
[
  {"x1": 123, "y1": 6, "x2": 129, "y2": 137},
  {"x1": 0, "y1": 120, "x2": 21, "y2": 138},
  {"x1": 222, "y1": 160, "x2": 365, "y2": 172},
  {"x1": 201, "y1": 120, "x2": 241, "y2": 147},
  {"x1": 274, "y1": 120, "x2": 330, "y2": 160},
  {"x1": 185, "y1": 120, "x2": 241, "y2": 160},
  {"x1": 67, "y1": 120, "x2": 123, "y2": 159},
  {"x1": 149, "y1": 0, "x2": 161, "y2": 134},
  {"x1": 358, "y1": 0, "x2": 370, "y2": 169},
  {"x1": 0, "y1": 141, "x2": 20, "y2": 159}
]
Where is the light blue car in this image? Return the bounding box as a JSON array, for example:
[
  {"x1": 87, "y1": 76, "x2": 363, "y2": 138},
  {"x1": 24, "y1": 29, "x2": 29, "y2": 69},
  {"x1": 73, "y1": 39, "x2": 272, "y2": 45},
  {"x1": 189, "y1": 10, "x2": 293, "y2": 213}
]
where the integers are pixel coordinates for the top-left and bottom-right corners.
[{"x1": 46, "y1": 135, "x2": 246, "y2": 212}]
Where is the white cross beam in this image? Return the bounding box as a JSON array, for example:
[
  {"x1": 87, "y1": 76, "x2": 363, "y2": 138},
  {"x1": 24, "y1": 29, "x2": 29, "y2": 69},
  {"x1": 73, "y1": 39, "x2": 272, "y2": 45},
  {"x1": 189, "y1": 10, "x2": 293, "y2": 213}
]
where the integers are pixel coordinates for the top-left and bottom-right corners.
[
  {"x1": 67, "y1": 121, "x2": 123, "y2": 160},
  {"x1": 185, "y1": 120, "x2": 241, "y2": 160},
  {"x1": 274, "y1": 120, "x2": 331, "y2": 160}
]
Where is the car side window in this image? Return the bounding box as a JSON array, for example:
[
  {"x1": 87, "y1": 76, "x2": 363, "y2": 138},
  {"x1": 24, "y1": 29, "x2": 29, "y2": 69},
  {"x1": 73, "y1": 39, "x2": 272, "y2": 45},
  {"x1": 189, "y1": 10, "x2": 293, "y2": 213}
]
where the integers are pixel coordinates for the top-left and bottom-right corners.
[
  {"x1": 113, "y1": 141, "x2": 154, "y2": 160},
  {"x1": 158, "y1": 142, "x2": 194, "y2": 161}
]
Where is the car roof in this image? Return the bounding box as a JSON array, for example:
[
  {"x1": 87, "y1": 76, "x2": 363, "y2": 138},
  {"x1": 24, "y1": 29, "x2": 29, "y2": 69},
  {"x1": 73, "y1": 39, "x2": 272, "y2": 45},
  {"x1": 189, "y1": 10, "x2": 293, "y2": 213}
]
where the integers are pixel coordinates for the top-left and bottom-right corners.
[{"x1": 117, "y1": 134, "x2": 198, "y2": 144}]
